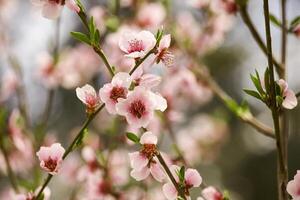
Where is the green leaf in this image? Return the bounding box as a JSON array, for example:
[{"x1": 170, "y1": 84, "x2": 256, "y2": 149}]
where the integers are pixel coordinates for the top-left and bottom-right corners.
[
  {"x1": 269, "y1": 14, "x2": 282, "y2": 27},
  {"x1": 290, "y1": 16, "x2": 300, "y2": 30},
  {"x1": 179, "y1": 166, "x2": 185, "y2": 183},
  {"x1": 126, "y1": 132, "x2": 140, "y2": 144},
  {"x1": 223, "y1": 190, "x2": 230, "y2": 200},
  {"x1": 225, "y1": 99, "x2": 239, "y2": 114},
  {"x1": 73, "y1": 128, "x2": 88, "y2": 150},
  {"x1": 243, "y1": 89, "x2": 262, "y2": 101},
  {"x1": 276, "y1": 95, "x2": 284, "y2": 106},
  {"x1": 250, "y1": 72, "x2": 264, "y2": 95},
  {"x1": 94, "y1": 29, "x2": 100, "y2": 46},
  {"x1": 70, "y1": 32, "x2": 90, "y2": 45},
  {"x1": 75, "y1": 0, "x2": 85, "y2": 12}
]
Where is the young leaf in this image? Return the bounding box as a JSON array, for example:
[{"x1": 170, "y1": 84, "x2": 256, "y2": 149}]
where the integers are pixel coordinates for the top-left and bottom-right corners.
[
  {"x1": 73, "y1": 128, "x2": 88, "y2": 150},
  {"x1": 243, "y1": 89, "x2": 262, "y2": 101},
  {"x1": 70, "y1": 32, "x2": 90, "y2": 45},
  {"x1": 250, "y1": 72, "x2": 264, "y2": 95},
  {"x1": 269, "y1": 14, "x2": 282, "y2": 27},
  {"x1": 126, "y1": 132, "x2": 140, "y2": 144},
  {"x1": 290, "y1": 16, "x2": 300, "y2": 30},
  {"x1": 75, "y1": 0, "x2": 85, "y2": 12},
  {"x1": 179, "y1": 166, "x2": 185, "y2": 183}
]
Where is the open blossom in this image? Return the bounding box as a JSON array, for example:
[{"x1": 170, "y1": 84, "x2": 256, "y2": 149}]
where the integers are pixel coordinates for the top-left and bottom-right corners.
[
  {"x1": 155, "y1": 34, "x2": 174, "y2": 67},
  {"x1": 119, "y1": 30, "x2": 156, "y2": 58},
  {"x1": 14, "y1": 187, "x2": 51, "y2": 200},
  {"x1": 76, "y1": 84, "x2": 101, "y2": 113},
  {"x1": 129, "y1": 132, "x2": 165, "y2": 182},
  {"x1": 131, "y1": 68, "x2": 162, "y2": 89},
  {"x1": 116, "y1": 86, "x2": 167, "y2": 128},
  {"x1": 99, "y1": 72, "x2": 132, "y2": 114},
  {"x1": 202, "y1": 186, "x2": 223, "y2": 200},
  {"x1": 277, "y1": 79, "x2": 298, "y2": 109},
  {"x1": 36, "y1": 143, "x2": 65, "y2": 175},
  {"x1": 287, "y1": 170, "x2": 300, "y2": 200},
  {"x1": 31, "y1": 0, "x2": 80, "y2": 19},
  {"x1": 162, "y1": 165, "x2": 202, "y2": 199}
]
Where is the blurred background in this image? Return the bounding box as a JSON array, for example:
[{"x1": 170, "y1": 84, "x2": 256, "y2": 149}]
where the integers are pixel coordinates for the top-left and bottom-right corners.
[{"x1": 0, "y1": 0, "x2": 300, "y2": 199}]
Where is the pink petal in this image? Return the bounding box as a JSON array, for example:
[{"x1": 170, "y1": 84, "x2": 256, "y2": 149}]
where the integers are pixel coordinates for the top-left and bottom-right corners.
[
  {"x1": 185, "y1": 168, "x2": 202, "y2": 187},
  {"x1": 162, "y1": 182, "x2": 178, "y2": 200},
  {"x1": 150, "y1": 92, "x2": 167, "y2": 112},
  {"x1": 283, "y1": 89, "x2": 297, "y2": 109},
  {"x1": 140, "y1": 131, "x2": 158, "y2": 145},
  {"x1": 277, "y1": 79, "x2": 288, "y2": 92},
  {"x1": 42, "y1": 3, "x2": 62, "y2": 19},
  {"x1": 36, "y1": 147, "x2": 50, "y2": 161},
  {"x1": 130, "y1": 166, "x2": 150, "y2": 181},
  {"x1": 65, "y1": 0, "x2": 80, "y2": 13},
  {"x1": 111, "y1": 72, "x2": 132, "y2": 88},
  {"x1": 150, "y1": 162, "x2": 165, "y2": 182},
  {"x1": 138, "y1": 31, "x2": 156, "y2": 52},
  {"x1": 139, "y1": 74, "x2": 162, "y2": 89},
  {"x1": 128, "y1": 152, "x2": 148, "y2": 170},
  {"x1": 159, "y1": 34, "x2": 171, "y2": 51},
  {"x1": 49, "y1": 143, "x2": 65, "y2": 159},
  {"x1": 76, "y1": 84, "x2": 97, "y2": 105}
]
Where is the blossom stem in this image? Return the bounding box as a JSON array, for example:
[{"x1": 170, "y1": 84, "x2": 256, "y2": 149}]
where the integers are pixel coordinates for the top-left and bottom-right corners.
[
  {"x1": 263, "y1": 1, "x2": 288, "y2": 199},
  {"x1": 156, "y1": 152, "x2": 186, "y2": 200},
  {"x1": 76, "y1": 11, "x2": 115, "y2": 77},
  {"x1": 239, "y1": 5, "x2": 284, "y2": 76},
  {"x1": 0, "y1": 132, "x2": 19, "y2": 193}
]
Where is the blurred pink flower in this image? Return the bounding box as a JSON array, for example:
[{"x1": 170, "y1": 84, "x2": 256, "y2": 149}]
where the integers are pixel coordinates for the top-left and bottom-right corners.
[
  {"x1": 129, "y1": 132, "x2": 165, "y2": 182},
  {"x1": 0, "y1": 70, "x2": 19, "y2": 103},
  {"x1": 119, "y1": 30, "x2": 156, "y2": 58},
  {"x1": 155, "y1": 34, "x2": 174, "y2": 67},
  {"x1": 116, "y1": 86, "x2": 167, "y2": 128},
  {"x1": 162, "y1": 165, "x2": 202, "y2": 199},
  {"x1": 99, "y1": 72, "x2": 132, "y2": 114},
  {"x1": 287, "y1": 170, "x2": 300, "y2": 200},
  {"x1": 277, "y1": 79, "x2": 297, "y2": 109},
  {"x1": 14, "y1": 187, "x2": 51, "y2": 200},
  {"x1": 31, "y1": 0, "x2": 79, "y2": 19},
  {"x1": 202, "y1": 186, "x2": 223, "y2": 200},
  {"x1": 36, "y1": 143, "x2": 65, "y2": 175},
  {"x1": 137, "y1": 3, "x2": 166, "y2": 29},
  {"x1": 76, "y1": 84, "x2": 101, "y2": 113},
  {"x1": 293, "y1": 24, "x2": 300, "y2": 38},
  {"x1": 36, "y1": 52, "x2": 60, "y2": 89}
]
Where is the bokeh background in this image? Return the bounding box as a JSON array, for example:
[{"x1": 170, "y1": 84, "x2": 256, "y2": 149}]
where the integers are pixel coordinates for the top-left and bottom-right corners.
[{"x1": 1, "y1": 0, "x2": 300, "y2": 199}]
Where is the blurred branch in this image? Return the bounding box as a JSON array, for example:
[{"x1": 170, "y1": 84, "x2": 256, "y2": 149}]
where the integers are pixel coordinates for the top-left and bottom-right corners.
[
  {"x1": 193, "y1": 67, "x2": 275, "y2": 139},
  {"x1": 8, "y1": 56, "x2": 30, "y2": 129},
  {"x1": 239, "y1": 5, "x2": 284, "y2": 77},
  {"x1": 0, "y1": 132, "x2": 19, "y2": 193}
]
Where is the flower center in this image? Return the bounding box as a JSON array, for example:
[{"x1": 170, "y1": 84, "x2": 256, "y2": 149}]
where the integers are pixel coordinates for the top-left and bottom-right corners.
[
  {"x1": 98, "y1": 181, "x2": 111, "y2": 194},
  {"x1": 110, "y1": 86, "x2": 127, "y2": 102},
  {"x1": 129, "y1": 100, "x2": 146, "y2": 118},
  {"x1": 140, "y1": 144, "x2": 157, "y2": 159},
  {"x1": 85, "y1": 94, "x2": 98, "y2": 108},
  {"x1": 45, "y1": 157, "x2": 57, "y2": 172},
  {"x1": 128, "y1": 39, "x2": 144, "y2": 53}
]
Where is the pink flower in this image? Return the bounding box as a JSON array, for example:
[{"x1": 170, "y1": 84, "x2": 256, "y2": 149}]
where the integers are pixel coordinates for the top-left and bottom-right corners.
[
  {"x1": 0, "y1": 70, "x2": 19, "y2": 103},
  {"x1": 155, "y1": 34, "x2": 174, "y2": 67},
  {"x1": 116, "y1": 86, "x2": 167, "y2": 128},
  {"x1": 99, "y1": 72, "x2": 132, "y2": 114},
  {"x1": 119, "y1": 30, "x2": 156, "y2": 58},
  {"x1": 31, "y1": 0, "x2": 80, "y2": 19},
  {"x1": 36, "y1": 143, "x2": 65, "y2": 175},
  {"x1": 14, "y1": 187, "x2": 51, "y2": 200},
  {"x1": 162, "y1": 165, "x2": 202, "y2": 200},
  {"x1": 128, "y1": 132, "x2": 165, "y2": 182},
  {"x1": 277, "y1": 79, "x2": 298, "y2": 109},
  {"x1": 201, "y1": 186, "x2": 223, "y2": 200},
  {"x1": 293, "y1": 24, "x2": 300, "y2": 38},
  {"x1": 287, "y1": 170, "x2": 300, "y2": 200},
  {"x1": 131, "y1": 68, "x2": 162, "y2": 89},
  {"x1": 137, "y1": 3, "x2": 166, "y2": 29},
  {"x1": 76, "y1": 84, "x2": 101, "y2": 113}
]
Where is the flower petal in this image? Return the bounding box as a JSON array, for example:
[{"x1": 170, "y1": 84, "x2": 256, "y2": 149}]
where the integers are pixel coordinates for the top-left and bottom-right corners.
[
  {"x1": 140, "y1": 131, "x2": 157, "y2": 145},
  {"x1": 130, "y1": 166, "x2": 150, "y2": 181},
  {"x1": 128, "y1": 152, "x2": 148, "y2": 170},
  {"x1": 150, "y1": 162, "x2": 165, "y2": 182},
  {"x1": 162, "y1": 182, "x2": 178, "y2": 200},
  {"x1": 185, "y1": 168, "x2": 202, "y2": 187},
  {"x1": 283, "y1": 89, "x2": 298, "y2": 109}
]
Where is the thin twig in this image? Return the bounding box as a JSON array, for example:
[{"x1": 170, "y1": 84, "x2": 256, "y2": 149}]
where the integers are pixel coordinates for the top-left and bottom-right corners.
[
  {"x1": 156, "y1": 152, "x2": 186, "y2": 200},
  {"x1": 263, "y1": 1, "x2": 288, "y2": 199}
]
